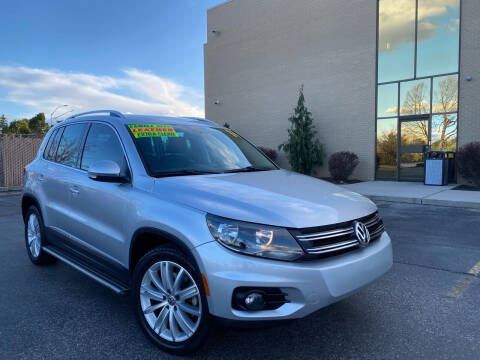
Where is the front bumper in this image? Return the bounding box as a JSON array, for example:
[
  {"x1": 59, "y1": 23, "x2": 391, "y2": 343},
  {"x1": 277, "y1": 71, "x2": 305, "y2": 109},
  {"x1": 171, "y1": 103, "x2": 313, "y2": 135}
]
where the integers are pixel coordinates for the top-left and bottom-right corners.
[{"x1": 195, "y1": 232, "x2": 393, "y2": 320}]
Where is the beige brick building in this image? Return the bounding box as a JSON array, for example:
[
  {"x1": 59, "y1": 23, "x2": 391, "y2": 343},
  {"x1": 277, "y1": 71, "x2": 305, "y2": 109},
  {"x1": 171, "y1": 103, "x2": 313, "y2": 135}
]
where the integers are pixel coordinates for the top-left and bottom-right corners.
[{"x1": 204, "y1": 0, "x2": 479, "y2": 182}]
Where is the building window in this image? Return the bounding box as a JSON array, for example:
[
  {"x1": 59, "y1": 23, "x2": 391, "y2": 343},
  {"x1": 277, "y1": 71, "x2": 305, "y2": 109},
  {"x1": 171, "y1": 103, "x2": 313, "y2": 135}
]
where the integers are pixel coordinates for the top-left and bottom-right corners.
[
  {"x1": 376, "y1": 0, "x2": 460, "y2": 180},
  {"x1": 431, "y1": 114, "x2": 457, "y2": 151},
  {"x1": 376, "y1": 118, "x2": 398, "y2": 180},
  {"x1": 400, "y1": 79, "x2": 431, "y2": 115},
  {"x1": 416, "y1": 0, "x2": 460, "y2": 77},
  {"x1": 377, "y1": 0, "x2": 416, "y2": 83},
  {"x1": 377, "y1": 83, "x2": 398, "y2": 117}
]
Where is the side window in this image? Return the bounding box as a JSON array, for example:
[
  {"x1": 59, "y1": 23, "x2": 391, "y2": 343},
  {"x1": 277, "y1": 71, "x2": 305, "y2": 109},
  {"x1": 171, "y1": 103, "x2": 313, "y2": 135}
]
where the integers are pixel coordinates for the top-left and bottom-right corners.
[
  {"x1": 45, "y1": 127, "x2": 64, "y2": 161},
  {"x1": 81, "y1": 123, "x2": 127, "y2": 175},
  {"x1": 55, "y1": 124, "x2": 87, "y2": 167},
  {"x1": 43, "y1": 128, "x2": 58, "y2": 159}
]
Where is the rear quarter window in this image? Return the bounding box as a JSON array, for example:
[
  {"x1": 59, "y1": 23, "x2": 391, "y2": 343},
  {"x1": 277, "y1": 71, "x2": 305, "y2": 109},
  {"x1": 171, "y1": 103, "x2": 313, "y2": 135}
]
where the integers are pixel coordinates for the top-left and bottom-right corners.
[
  {"x1": 55, "y1": 123, "x2": 87, "y2": 167},
  {"x1": 43, "y1": 128, "x2": 58, "y2": 159},
  {"x1": 44, "y1": 127, "x2": 65, "y2": 161}
]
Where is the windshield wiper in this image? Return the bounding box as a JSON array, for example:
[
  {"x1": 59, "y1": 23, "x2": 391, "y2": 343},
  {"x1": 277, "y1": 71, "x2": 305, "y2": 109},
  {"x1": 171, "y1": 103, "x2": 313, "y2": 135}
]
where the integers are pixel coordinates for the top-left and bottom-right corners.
[
  {"x1": 222, "y1": 166, "x2": 271, "y2": 173},
  {"x1": 153, "y1": 170, "x2": 222, "y2": 178}
]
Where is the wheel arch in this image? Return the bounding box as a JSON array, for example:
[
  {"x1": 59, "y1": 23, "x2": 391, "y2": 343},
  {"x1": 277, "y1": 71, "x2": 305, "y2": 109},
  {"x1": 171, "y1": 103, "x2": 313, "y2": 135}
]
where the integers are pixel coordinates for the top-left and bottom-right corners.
[
  {"x1": 129, "y1": 227, "x2": 199, "y2": 275},
  {"x1": 21, "y1": 193, "x2": 41, "y2": 220}
]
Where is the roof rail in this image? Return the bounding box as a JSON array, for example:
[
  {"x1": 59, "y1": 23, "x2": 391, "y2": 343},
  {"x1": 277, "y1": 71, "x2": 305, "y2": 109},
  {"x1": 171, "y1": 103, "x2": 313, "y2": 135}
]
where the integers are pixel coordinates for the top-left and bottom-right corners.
[
  {"x1": 67, "y1": 110, "x2": 125, "y2": 120},
  {"x1": 181, "y1": 116, "x2": 217, "y2": 125}
]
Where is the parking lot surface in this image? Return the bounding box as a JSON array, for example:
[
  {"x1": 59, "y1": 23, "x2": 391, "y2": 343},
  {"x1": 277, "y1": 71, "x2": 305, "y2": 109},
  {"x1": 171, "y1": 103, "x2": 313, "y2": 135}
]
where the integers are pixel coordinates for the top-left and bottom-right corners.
[{"x1": 1, "y1": 193, "x2": 479, "y2": 359}]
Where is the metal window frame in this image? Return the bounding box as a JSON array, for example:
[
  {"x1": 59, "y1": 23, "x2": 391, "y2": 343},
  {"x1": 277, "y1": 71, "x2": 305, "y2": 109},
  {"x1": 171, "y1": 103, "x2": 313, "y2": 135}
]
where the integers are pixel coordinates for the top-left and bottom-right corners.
[{"x1": 375, "y1": 0, "x2": 462, "y2": 181}]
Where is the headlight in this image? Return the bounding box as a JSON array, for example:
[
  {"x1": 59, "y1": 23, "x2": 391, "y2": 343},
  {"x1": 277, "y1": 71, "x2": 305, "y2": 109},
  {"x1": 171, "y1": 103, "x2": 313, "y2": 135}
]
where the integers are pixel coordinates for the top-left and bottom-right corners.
[{"x1": 206, "y1": 214, "x2": 304, "y2": 261}]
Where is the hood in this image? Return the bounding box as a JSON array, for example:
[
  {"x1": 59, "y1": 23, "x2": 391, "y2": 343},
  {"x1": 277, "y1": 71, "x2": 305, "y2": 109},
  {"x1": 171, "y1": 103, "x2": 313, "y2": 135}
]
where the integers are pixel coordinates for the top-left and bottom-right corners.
[{"x1": 154, "y1": 169, "x2": 376, "y2": 229}]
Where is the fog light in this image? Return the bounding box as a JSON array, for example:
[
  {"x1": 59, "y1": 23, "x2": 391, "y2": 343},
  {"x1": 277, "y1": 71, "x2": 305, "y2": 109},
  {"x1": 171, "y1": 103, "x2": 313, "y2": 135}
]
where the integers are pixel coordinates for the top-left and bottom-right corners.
[
  {"x1": 244, "y1": 292, "x2": 265, "y2": 310},
  {"x1": 232, "y1": 287, "x2": 288, "y2": 311}
]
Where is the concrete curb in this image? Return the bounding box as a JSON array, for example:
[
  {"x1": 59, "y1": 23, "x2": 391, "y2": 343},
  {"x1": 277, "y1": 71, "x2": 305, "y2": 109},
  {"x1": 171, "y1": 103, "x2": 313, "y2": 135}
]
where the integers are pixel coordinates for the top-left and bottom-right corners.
[
  {"x1": 0, "y1": 186, "x2": 22, "y2": 192},
  {"x1": 341, "y1": 181, "x2": 480, "y2": 210},
  {"x1": 421, "y1": 198, "x2": 480, "y2": 209},
  {"x1": 366, "y1": 194, "x2": 480, "y2": 209},
  {"x1": 366, "y1": 195, "x2": 422, "y2": 204},
  {"x1": 0, "y1": 191, "x2": 21, "y2": 197}
]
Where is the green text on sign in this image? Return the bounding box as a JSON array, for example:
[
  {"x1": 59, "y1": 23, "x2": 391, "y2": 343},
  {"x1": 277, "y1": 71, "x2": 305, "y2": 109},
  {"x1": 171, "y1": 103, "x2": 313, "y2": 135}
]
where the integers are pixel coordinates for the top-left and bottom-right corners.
[{"x1": 128, "y1": 124, "x2": 178, "y2": 138}]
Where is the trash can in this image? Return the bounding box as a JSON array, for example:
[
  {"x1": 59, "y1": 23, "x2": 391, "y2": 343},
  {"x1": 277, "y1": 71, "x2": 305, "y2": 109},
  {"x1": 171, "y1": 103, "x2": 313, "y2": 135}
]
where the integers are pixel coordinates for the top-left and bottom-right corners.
[
  {"x1": 424, "y1": 151, "x2": 449, "y2": 185},
  {"x1": 445, "y1": 151, "x2": 456, "y2": 183}
]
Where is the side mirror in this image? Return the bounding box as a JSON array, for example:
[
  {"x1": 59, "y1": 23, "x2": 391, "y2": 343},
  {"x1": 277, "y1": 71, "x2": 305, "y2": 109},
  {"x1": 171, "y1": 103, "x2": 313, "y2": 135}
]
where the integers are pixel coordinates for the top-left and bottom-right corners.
[{"x1": 88, "y1": 160, "x2": 128, "y2": 183}]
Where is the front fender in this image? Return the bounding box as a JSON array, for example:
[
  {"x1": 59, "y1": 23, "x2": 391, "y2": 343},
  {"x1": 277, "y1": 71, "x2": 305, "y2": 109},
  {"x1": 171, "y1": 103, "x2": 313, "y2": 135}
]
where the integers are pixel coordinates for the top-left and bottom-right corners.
[{"x1": 123, "y1": 189, "x2": 215, "y2": 271}]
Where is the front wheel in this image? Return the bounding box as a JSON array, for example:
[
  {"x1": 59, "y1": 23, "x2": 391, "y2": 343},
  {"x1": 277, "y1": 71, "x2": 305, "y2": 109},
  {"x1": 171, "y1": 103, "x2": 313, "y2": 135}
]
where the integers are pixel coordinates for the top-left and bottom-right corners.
[{"x1": 133, "y1": 246, "x2": 210, "y2": 354}]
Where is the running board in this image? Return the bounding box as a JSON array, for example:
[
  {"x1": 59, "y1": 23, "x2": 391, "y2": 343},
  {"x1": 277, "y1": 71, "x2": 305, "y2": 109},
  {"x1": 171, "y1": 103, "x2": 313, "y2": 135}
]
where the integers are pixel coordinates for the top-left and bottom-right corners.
[{"x1": 43, "y1": 246, "x2": 131, "y2": 296}]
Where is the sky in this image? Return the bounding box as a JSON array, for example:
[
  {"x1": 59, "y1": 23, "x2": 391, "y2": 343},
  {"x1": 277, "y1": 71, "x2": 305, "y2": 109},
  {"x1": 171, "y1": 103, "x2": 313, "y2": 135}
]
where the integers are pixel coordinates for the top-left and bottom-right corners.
[
  {"x1": 377, "y1": 0, "x2": 460, "y2": 119},
  {"x1": 0, "y1": 0, "x2": 225, "y2": 122}
]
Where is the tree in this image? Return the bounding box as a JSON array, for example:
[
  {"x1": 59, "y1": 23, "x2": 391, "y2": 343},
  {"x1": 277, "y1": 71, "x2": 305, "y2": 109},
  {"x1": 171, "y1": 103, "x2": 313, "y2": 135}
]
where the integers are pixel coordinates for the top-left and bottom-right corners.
[
  {"x1": 28, "y1": 112, "x2": 49, "y2": 134},
  {"x1": 400, "y1": 82, "x2": 429, "y2": 146},
  {"x1": 377, "y1": 129, "x2": 397, "y2": 166},
  {"x1": 432, "y1": 76, "x2": 458, "y2": 150},
  {"x1": 401, "y1": 77, "x2": 458, "y2": 151},
  {"x1": 279, "y1": 85, "x2": 324, "y2": 175},
  {"x1": 401, "y1": 82, "x2": 430, "y2": 115},
  {"x1": 1, "y1": 112, "x2": 52, "y2": 135},
  {"x1": 8, "y1": 119, "x2": 30, "y2": 134},
  {"x1": 401, "y1": 120, "x2": 428, "y2": 145},
  {"x1": 0, "y1": 114, "x2": 7, "y2": 133}
]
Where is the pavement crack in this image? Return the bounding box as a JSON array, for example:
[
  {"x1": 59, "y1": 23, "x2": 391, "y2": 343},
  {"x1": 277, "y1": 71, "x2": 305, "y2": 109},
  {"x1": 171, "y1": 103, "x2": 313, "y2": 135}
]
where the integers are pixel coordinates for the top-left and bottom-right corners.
[{"x1": 393, "y1": 260, "x2": 479, "y2": 277}]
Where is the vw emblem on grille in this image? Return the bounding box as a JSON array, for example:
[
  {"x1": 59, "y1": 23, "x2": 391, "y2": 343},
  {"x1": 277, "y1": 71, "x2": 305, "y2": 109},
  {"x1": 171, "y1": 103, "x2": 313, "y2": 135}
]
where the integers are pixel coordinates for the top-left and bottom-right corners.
[{"x1": 353, "y1": 221, "x2": 370, "y2": 247}]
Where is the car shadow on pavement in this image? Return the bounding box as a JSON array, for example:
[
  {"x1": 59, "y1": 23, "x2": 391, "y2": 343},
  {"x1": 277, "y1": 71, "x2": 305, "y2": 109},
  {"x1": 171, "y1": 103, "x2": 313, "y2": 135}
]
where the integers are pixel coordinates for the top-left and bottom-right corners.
[{"x1": 197, "y1": 297, "x2": 382, "y2": 359}]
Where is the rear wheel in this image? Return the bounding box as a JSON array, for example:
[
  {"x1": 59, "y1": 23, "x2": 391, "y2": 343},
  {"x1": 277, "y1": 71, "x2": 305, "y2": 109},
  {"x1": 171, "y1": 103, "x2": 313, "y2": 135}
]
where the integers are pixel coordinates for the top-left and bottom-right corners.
[
  {"x1": 133, "y1": 246, "x2": 210, "y2": 354},
  {"x1": 24, "y1": 206, "x2": 56, "y2": 265}
]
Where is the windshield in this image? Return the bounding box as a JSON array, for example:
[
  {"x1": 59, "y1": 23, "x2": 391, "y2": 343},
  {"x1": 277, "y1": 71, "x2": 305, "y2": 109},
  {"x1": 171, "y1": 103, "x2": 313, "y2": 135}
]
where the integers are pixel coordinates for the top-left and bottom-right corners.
[{"x1": 127, "y1": 124, "x2": 277, "y2": 176}]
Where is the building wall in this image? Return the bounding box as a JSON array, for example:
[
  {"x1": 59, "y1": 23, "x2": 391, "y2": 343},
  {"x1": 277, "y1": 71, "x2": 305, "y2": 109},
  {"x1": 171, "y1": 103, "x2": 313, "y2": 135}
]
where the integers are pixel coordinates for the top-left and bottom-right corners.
[
  {"x1": 204, "y1": 0, "x2": 377, "y2": 180},
  {"x1": 458, "y1": 0, "x2": 480, "y2": 147},
  {"x1": 205, "y1": 0, "x2": 479, "y2": 182}
]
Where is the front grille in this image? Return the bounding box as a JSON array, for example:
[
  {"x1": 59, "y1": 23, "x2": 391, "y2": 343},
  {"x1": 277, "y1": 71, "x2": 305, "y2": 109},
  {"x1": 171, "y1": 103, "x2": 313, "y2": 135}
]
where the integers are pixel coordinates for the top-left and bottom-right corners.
[{"x1": 289, "y1": 212, "x2": 384, "y2": 256}]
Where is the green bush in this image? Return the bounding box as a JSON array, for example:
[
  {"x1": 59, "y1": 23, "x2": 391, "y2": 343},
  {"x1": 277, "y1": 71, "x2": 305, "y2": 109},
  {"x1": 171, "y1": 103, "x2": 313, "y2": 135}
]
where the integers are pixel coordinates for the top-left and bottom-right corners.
[{"x1": 279, "y1": 85, "x2": 324, "y2": 175}]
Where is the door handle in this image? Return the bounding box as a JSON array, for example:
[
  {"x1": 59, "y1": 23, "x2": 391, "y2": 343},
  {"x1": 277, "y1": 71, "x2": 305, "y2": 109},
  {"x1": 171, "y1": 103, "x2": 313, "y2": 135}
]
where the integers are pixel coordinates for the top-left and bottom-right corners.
[
  {"x1": 38, "y1": 174, "x2": 45, "y2": 181},
  {"x1": 69, "y1": 186, "x2": 80, "y2": 196}
]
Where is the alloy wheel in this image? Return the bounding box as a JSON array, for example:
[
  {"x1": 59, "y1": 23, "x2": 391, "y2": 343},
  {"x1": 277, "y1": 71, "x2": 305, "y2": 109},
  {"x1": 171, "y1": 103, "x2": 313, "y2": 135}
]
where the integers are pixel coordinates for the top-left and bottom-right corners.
[
  {"x1": 27, "y1": 213, "x2": 41, "y2": 258},
  {"x1": 140, "y1": 261, "x2": 202, "y2": 343}
]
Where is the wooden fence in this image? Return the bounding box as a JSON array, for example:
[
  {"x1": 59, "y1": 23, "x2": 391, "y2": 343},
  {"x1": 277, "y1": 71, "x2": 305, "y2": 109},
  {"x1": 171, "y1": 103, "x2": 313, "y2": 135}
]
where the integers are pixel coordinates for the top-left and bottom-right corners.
[{"x1": 0, "y1": 134, "x2": 44, "y2": 188}]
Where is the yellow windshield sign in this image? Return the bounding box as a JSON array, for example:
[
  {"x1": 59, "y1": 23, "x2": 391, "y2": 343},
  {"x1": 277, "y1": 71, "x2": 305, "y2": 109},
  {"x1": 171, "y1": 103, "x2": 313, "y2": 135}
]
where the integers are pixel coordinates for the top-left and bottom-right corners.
[
  {"x1": 128, "y1": 124, "x2": 178, "y2": 138},
  {"x1": 224, "y1": 129, "x2": 239, "y2": 137}
]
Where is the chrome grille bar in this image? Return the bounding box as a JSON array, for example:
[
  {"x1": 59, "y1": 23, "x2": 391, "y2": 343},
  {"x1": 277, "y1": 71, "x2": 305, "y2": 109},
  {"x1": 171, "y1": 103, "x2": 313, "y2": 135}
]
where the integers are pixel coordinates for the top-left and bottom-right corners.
[
  {"x1": 364, "y1": 214, "x2": 380, "y2": 227},
  {"x1": 369, "y1": 224, "x2": 384, "y2": 239},
  {"x1": 306, "y1": 239, "x2": 359, "y2": 254},
  {"x1": 295, "y1": 212, "x2": 384, "y2": 255},
  {"x1": 296, "y1": 213, "x2": 381, "y2": 242},
  {"x1": 296, "y1": 227, "x2": 353, "y2": 241}
]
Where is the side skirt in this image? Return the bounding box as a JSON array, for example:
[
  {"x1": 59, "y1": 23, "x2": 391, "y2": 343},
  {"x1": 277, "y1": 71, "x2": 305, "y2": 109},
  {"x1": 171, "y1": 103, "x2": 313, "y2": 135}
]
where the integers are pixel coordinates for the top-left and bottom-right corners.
[
  {"x1": 43, "y1": 246, "x2": 130, "y2": 296},
  {"x1": 44, "y1": 228, "x2": 131, "y2": 296}
]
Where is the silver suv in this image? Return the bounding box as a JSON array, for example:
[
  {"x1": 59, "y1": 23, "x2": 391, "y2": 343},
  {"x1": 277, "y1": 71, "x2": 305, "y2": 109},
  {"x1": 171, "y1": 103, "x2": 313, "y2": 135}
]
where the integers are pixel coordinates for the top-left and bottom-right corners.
[{"x1": 23, "y1": 110, "x2": 392, "y2": 354}]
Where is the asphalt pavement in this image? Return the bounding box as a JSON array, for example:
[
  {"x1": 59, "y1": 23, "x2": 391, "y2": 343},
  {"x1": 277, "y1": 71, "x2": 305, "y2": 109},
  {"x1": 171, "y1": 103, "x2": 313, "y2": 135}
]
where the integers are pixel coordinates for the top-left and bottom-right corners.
[{"x1": 1, "y1": 193, "x2": 479, "y2": 359}]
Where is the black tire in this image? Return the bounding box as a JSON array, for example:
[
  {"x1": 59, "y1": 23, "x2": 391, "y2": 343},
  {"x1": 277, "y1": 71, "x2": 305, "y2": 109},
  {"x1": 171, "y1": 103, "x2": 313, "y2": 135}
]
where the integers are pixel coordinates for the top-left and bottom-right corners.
[
  {"x1": 133, "y1": 245, "x2": 210, "y2": 355},
  {"x1": 24, "y1": 205, "x2": 57, "y2": 265}
]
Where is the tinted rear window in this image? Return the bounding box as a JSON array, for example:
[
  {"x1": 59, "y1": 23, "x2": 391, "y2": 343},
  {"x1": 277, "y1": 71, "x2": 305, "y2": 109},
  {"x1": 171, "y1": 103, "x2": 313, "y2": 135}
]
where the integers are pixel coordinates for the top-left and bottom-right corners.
[
  {"x1": 55, "y1": 123, "x2": 87, "y2": 167},
  {"x1": 43, "y1": 128, "x2": 58, "y2": 159},
  {"x1": 45, "y1": 127, "x2": 64, "y2": 161}
]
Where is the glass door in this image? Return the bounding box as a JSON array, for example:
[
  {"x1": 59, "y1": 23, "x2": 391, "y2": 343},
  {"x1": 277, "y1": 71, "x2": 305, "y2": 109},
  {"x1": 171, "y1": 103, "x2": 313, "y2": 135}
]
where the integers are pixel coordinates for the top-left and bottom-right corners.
[{"x1": 398, "y1": 115, "x2": 430, "y2": 181}]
